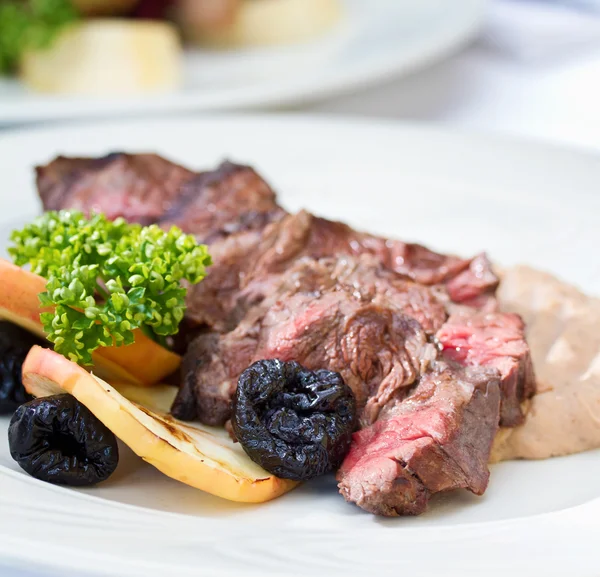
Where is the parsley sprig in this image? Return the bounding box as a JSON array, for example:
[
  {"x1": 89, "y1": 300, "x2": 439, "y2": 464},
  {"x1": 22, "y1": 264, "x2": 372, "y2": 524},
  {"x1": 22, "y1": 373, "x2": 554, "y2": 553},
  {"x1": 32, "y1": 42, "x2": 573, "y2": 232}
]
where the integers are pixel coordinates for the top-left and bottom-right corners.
[{"x1": 9, "y1": 211, "x2": 211, "y2": 364}]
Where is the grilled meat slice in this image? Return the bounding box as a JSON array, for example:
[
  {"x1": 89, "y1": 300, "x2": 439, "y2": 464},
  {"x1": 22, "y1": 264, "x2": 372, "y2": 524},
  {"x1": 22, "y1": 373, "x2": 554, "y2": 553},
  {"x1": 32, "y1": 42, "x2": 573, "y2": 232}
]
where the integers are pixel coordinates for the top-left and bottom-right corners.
[
  {"x1": 36, "y1": 155, "x2": 285, "y2": 241},
  {"x1": 157, "y1": 161, "x2": 285, "y2": 241},
  {"x1": 337, "y1": 363, "x2": 501, "y2": 516},
  {"x1": 184, "y1": 210, "x2": 498, "y2": 332},
  {"x1": 173, "y1": 256, "x2": 445, "y2": 427},
  {"x1": 36, "y1": 153, "x2": 195, "y2": 224},
  {"x1": 175, "y1": 255, "x2": 530, "y2": 515}
]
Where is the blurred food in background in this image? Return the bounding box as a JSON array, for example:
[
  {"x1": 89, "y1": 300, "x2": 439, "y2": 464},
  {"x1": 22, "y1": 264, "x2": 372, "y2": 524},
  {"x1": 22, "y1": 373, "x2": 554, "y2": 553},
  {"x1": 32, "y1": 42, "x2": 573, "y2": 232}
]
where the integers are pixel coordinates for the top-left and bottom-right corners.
[
  {"x1": 20, "y1": 18, "x2": 181, "y2": 95},
  {"x1": 0, "y1": 0, "x2": 343, "y2": 95},
  {"x1": 176, "y1": 0, "x2": 341, "y2": 48}
]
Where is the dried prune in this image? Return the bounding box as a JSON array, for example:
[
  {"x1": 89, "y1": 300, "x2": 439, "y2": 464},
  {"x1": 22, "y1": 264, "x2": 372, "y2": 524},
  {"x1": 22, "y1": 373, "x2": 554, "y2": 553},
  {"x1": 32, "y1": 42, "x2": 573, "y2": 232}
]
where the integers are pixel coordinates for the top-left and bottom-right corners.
[
  {"x1": 0, "y1": 322, "x2": 43, "y2": 415},
  {"x1": 232, "y1": 359, "x2": 356, "y2": 481},
  {"x1": 9, "y1": 394, "x2": 119, "y2": 486}
]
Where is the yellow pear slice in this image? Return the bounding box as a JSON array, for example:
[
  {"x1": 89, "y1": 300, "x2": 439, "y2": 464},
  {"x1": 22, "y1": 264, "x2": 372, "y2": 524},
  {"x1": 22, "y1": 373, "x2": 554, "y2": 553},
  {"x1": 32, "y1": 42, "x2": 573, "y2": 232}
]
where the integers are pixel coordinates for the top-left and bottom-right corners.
[{"x1": 22, "y1": 346, "x2": 296, "y2": 503}]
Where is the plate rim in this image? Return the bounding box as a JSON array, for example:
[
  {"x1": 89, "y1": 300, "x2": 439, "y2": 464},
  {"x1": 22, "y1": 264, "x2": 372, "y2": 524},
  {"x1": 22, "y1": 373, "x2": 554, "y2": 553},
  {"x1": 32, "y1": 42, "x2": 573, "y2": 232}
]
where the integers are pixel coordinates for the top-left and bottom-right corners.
[{"x1": 4, "y1": 109, "x2": 600, "y2": 158}]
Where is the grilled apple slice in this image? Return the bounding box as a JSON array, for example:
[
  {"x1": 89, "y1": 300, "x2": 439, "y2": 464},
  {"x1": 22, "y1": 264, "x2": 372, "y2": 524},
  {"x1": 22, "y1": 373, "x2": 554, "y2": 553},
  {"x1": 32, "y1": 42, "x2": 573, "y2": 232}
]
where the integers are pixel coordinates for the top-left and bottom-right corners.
[
  {"x1": 22, "y1": 346, "x2": 296, "y2": 503},
  {"x1": 0, "y1": 258, "x2": 180, "y2": 386}
]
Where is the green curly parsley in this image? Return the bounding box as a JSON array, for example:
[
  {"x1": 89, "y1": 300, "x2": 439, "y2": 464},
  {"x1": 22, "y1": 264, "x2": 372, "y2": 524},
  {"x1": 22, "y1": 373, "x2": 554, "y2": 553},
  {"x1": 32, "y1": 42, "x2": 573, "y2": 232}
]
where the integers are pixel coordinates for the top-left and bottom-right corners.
[
  {"x1": 0, "y1": 0, "x2": 78, "y2": 74},
  {"x1": 9, "y1": 211, "x2": 211, "y2": 365}
]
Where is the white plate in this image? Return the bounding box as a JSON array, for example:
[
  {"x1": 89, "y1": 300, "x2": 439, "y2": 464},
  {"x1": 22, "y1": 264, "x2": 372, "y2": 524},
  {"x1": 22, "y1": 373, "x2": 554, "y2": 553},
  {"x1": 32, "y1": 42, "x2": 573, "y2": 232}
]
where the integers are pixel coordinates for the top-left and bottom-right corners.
[
  {"x1": 0, "y1": 115, "x2": 599, "y2": 577},
  {"x1": 0, "y1": 0, "x2": 484, "y2": 125}
]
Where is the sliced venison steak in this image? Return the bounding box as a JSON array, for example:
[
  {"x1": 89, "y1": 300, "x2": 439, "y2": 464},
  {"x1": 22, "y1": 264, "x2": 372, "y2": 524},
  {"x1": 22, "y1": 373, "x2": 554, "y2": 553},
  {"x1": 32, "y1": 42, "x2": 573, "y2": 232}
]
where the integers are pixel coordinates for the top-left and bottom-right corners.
[
  {"x1": 184, "y1": 210, "x2": 499, "y2": 332},
  {"x1": 174, "y1": 255, "x2": 530, "y2": 514},
  {"x1": 336, "y1": 298, "x2": 534, "y2": 515},
  {"x1": 36, "y1": 156, "x2": 285, "y2": 240},
  {"x1": 173, "y1": 256, "x2": 445, "y2": 427},
  {"x1": 36, "y1": 153, "x2": 196, "y2": 224},
  {"x1": 436, "y1": 311, "x2": 536, "y2": 427},
  {"x1": 337, "y1": 362, "x2": 501, "y2": 516},
  {"x1": 36, "y1": 154, "x2": 536, "y2": 515},
  {"x1": 36, "y1": 154, "x2": 499, "y2": 331},
  {"x1": 157, "y1": 161, "x2": 286, "y2": 241}
]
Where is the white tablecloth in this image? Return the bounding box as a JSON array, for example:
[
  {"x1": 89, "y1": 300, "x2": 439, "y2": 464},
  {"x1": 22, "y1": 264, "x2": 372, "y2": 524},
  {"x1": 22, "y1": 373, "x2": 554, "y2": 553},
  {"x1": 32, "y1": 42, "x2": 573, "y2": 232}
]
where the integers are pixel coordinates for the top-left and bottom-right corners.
[{"x1": 310, "y1": 40, "x2": 600, "y2": 155}]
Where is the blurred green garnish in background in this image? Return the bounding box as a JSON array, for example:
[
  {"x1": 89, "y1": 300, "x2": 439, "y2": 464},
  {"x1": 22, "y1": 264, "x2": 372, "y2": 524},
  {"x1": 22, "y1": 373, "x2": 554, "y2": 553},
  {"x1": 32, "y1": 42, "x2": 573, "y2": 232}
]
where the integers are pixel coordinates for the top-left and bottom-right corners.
[{"x1": 0, "y1": 0, "x2": 78, "y2": 73}]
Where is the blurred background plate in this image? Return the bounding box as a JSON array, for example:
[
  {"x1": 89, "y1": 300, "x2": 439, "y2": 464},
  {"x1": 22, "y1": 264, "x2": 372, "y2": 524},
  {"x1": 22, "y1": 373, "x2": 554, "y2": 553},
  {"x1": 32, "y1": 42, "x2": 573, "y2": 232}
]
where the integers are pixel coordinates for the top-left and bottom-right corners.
[{"x1": 0, "y1": 0, "x2": 485, "y2": 125}]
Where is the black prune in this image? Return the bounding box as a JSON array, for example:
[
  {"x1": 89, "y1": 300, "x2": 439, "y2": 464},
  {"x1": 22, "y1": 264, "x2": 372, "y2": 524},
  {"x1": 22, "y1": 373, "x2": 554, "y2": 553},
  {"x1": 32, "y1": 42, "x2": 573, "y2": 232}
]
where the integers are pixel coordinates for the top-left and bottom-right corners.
[
  {"x1": 9, "y1": 394, "x2": 119, "y2": 486},
  {"x1": 232, "y1": 359, "x2": 356, "y2": 481},
  {"x1": 0, "y1": 322, "x2": 45, "y2": 415}
]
